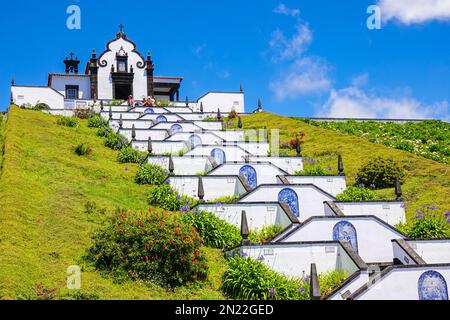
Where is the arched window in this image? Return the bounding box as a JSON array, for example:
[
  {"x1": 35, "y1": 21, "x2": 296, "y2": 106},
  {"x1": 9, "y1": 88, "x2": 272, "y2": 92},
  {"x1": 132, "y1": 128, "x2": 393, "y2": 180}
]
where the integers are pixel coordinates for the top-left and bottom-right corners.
[
  {"x1": 278, "y1": 188, "x2": 299, "y2": 217},
  {"x1": 210, "y1": 148, "x2": 226, "y2": 165},
  {"x1": 188, "y1": 134, "x2": 202, "y2": 149},
  {"x1": 332, "y1": 221, "x2": 359, "y2": 253},
  {"x1": 156, "y1": 115, "x2": 167, "y2": 123},
  {"x1": 240, "y1": 165, "x2": 257, "y2": 188},
  {"x1": 170, "y1": 124, "x2": 183, "y2": 135},
  {"x1": 418, "y1": 270, "x2": 449, "y2": 300}
]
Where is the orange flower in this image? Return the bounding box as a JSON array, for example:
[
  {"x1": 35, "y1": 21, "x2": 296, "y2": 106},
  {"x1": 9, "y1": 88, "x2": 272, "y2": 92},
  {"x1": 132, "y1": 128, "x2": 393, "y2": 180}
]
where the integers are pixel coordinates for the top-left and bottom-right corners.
[{"x1": 145, "y1": 256, "x2": 149, "y2": 263}]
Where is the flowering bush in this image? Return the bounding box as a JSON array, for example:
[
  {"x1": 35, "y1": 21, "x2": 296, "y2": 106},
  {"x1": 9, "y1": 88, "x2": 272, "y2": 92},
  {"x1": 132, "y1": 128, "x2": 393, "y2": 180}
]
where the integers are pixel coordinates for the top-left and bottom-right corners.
[
  {"x1": 148, "y1": 184, "x2": 197, "y2": 211},
  {"x1": 97, "y1": 125, "x2": 113, "y2": 137},
  {"x1": 87, "y1": 115, "x2": 108, "y2": 128},
  {"x1": 117, "y1": 146, "x2": 147, "y2": 164},
  {"x1": 294, "y1": 166, "x2": 328, "y2": 176},
  {"x1": 248, "y1": 225, "x2": 284, "y2": 243},
  {"x1": 182, "y1": 211, "x2": 241, "y2": 249},
  {"x1": 355, "y1": 157, "x2": 405, "y2": 189},
  {"x1": 104, "y1": 131, "x2": 128, "y2": 150},
  {"x1": 336, "y1": 187, "x2": 376, "y2": 202},
  {"x1": 397, "y1": 206, "x2": 450, "y2": 239},
  {"x1": 87, "y1": 208, "x2": 208, "y2": 287},
  {"x1": 135, "y1": 164, "x2": 169, "y2": 185}
]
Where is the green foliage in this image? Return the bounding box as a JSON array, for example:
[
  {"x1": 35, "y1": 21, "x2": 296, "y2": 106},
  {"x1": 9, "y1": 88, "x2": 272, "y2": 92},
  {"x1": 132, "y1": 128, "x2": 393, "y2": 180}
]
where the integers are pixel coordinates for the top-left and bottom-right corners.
[
  {"x1": 397, "y1": 207, "x2": 450, "y2": 239},
  {"x1": 222, "y1": 256, "x2": 309, "y2": 300},
  {"x1": 356, "y1": 157, "x2": 405, "y2": 189},
  {"x1": 148, "y1": 184, "x2": 198, "y2": 211},
  {"x1": 88, "y1": 115, "x2": 108, "y2": 128},
  {"x1": 155, "y1": 98, "x2": 170, "y2": 107},
  {"x1": 104, "y1": 131, "x2": 128, "y2": 150},
  {"x1": 110, "y1": 100, "x2": 123, "y2": 106},
  {"x1": 295, "y1": 166, "x2": 327, "y2": 176},
  {"x1": 248, "y1": 225, "x2": 284, "y2": 243},
  {"x1": 57, "y1": 116, "x2": 78, "y2": 128},
  {"x1": 96, "y1": 125, "x2": 113, "y2": 137},
  {"x1": 74, "y1": 108, "x2": 95, "y2": 119},
  {"x1": 87, "y1": 208, "x2": 208, "y2": 288},
  {"x1": 74, "y1": 143, "x2": 92, "y2": 156},
  {"x1": 117, "y1": 146, "x2": 147, "y2": 164},
  {"x1": 182, "y1": 211, "x2": 241, "y2": 249},
  {"x1": 84, "y1": 201, "x2": 106, "y2": 215},
  {"x1": 208, "y1": 195, "x2": 241, "y2": 204},
  {"x1": 32, "y1": 103, "x2": 50, "y2": 111},
  {"x1": 303, "y1": 119, "x2": 450, "y2": 164},
  {"x1": 336, "y1": 186, "x2": 376, "y2": 201},
  {"x1": 135, "y1": 164, "x2": 169, "y2": 185},
  {"x1": 318, "y1": 270, "x2": 348, "y2": 297}
]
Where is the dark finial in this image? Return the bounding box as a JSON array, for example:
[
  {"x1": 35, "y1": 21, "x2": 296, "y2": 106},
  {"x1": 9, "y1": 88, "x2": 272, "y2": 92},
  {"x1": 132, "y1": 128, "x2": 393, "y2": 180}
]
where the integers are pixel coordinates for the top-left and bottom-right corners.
[
  {"x1": 200, "y1": 102, "x2": 204, "y2": 113},
  {"x1": 296, "y1": 138, "x2": 302, "y2": 157},
  {"x1": 244, "y1": 155, "x2": 250, "y2": 163},
  {"x1": 240, "y1": 83, "x2": 244, "y2": 93},
  {"x1": 91, "y1": 49, "x2": 96, "y2": 59},
  {"x1": 119, "y1": 23, "x2": 124, "y2": 33},
  {"x1": 168, "y1": 155, "x2": 175, "y2": 176},
  {"x1": 238, "y1": 116, "x2": 243, "y2": 129},
  {"x1": 185, "y1": 96, "x2": 189, "y2": 107},
  {"x1": 111, "y1": 64, "x2": 115, "y2": 72},
  {"x1": 310, "y1": 263, "x2": 321, "y2": 300},
  {"x1": 241, "y1": 210, "x2": 250, "y2": 245},
  {"x1": 108, "y1": 106, "x2": 112, "y2": 120},
  {"x1": 198, "y1": 177, "x2": 205, "y2": 203},
  {"x1": 395, "y1": 177, "x2": 403, "y2": 200},
  {"x1": 217, "y1": 108, "x2": 222, "y2": 120},
  {"x1": 338, "y1": 154, "x2": 344, "y2": 176},
  {"x1": 147, "y1": 136, "x2": 153, "y2": 154},
  {"x1": 263, "y1": 126, "x2": 268, "y2": 140},
  {"x1": 10, "y1": 89, "x2": 14, "y2": 104},
  {"x1": 100, "y1": 100, "x2": 104, "y2": 111},
  {"x1": 258, "y1": 98, "x2": 262, "y2": 109},
  {"x1": 131, "y1": 124, "x2": 136, "y2": 141},
  {"x1": 130, "y1": 65, "x2": 134, "y2": 73},
  {"x1": 147, "y1": 51, "x2": 151, "y2": 61},
  {"x1": 119, "y1": 113, "x2": 123, "y2": 129},
  {"x1": 11, "y1": 76, "x2": 15, "y2": 86}
]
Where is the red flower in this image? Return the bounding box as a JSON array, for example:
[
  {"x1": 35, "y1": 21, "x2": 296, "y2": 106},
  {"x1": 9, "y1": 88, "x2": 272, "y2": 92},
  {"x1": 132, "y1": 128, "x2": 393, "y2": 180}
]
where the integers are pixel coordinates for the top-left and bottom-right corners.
[
  {"x1": 145, "y1": 256, "x2": 149, "y2": 263},
  {"x1": 195, "y1": 249, "x2": 199, "y2": 258},
  {"x1": 148, "y1": 208, "x2": 152, "y2": 212},
  {"x1": 175, "y1": 228, "x2": 180, "y2": 235}
]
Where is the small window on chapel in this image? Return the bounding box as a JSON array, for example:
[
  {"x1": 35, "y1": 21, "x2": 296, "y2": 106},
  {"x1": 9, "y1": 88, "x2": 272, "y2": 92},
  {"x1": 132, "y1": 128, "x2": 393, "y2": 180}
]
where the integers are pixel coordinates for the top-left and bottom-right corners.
[
  {"x1": 118, "y1": 60, "x2": 127, "y2": 72},
  {"x1": 65, "y1": 85, "x2": 79, "y2": 99}
]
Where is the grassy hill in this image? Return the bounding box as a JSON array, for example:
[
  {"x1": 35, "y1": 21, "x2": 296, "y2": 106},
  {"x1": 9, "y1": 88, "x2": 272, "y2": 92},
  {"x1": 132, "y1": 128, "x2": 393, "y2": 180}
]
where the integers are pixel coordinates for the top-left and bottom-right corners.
[
  {"x1": 237, "y1": 112, "x2": 450, "y2": 220},
  {"x1": 0, "y1": 107, "x2": 225, "y2": 300},
  {"x1": 0, "y1": 107, "x2": 449, "y2": 299}
]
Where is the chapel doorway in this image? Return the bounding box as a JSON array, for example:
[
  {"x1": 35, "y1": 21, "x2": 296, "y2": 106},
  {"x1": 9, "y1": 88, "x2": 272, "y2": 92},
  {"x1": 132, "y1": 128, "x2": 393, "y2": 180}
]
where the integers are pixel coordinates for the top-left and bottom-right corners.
[{"x1": 114, "y1": 84, "x2": 132, "y2": 100}]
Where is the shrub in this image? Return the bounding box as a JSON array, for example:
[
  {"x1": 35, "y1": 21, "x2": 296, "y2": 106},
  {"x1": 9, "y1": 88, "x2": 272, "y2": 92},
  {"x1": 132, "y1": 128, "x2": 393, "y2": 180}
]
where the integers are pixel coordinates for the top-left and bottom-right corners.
[
  {"x1": 74, "y1": 143, "x2": 92, "y2": 156},
  {"x1": 87, "y1": 208, "x2": 208, "y2": 287},
  {"x1": 57, "y1": 116, "x2": 78, "y2": 128},
  {"x1": 84, "y1": 201, "x2": 106, "y2": 215},
  {"x1": 295, "y1": 166, "x2": 327, "y2": 176},
  {"x1": 135, "y1": 164, "x2": 169, "y2": 185},
  {"x1": 117, "y1": 147, "x2": 147, "y2": 164},
  {"x1": 319, "y1": 270, "x2": 348, "y2": 298},
  {"x1": 148, "y1": 184, "x2": 197, "y2": 211},
  {"x1": 355, "y1": 157, "x2": 405, "y2": 189},
  {"x1": 248, "y1": 225, "x2": 284, "y2": 243},
  {"x1": 88, "y1": 115, "x2": 108, "y2": 128},
  {"x1": 97, "y1": 125, "x2": 113, "y2": 137},
  {"x1": 33, "y1": 103, "x2": 50, "y2": 111},
  {"x1": 397, "y1": 207, "x2": 449, "y2": 239},
  {"x1": 336, "y1": 187, "x2": 376, "y2": 201},
  {"x1": 182, "y1": 211, "x2": 241, "y2": 249},
  {"x1": 74, "y1": 108, "x2": 95, "y2": 119},
  {"x1": 222, "y1": 256, "x2": 309, "y2": 300},
  {"x1": 104, "y1": 131, "x2": 128, "y2": 150}
]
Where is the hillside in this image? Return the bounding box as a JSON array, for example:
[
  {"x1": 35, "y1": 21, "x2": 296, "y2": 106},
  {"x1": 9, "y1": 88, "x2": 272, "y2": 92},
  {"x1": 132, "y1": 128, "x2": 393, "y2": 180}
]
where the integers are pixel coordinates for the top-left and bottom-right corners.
[
  {"x1": 237, "y1": 112, "x2": 450, "y2": 220},
  {"x1": 0, "y1": 107, "x2": 226, "y2": 300}
]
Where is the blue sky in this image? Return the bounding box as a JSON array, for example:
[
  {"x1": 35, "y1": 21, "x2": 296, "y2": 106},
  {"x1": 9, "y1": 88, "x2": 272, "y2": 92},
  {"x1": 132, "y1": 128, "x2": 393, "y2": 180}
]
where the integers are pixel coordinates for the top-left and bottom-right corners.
[{"x1": 1, "y1": 0, "x2": 449, "y2": 119}]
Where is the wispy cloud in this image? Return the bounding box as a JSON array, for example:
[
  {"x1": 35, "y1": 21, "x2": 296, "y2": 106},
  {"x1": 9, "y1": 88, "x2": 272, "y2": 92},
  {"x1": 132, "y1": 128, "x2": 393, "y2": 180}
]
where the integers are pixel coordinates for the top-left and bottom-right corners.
[
  {"x1": 269, "y1": 23, "x2": 312, "y2": 62},
  {"x1": 378, "y1": 0, "x2": 450, "y2": 25},
  {"x1": 317, "y1": 83, "x2": 449, "y2": 120},
  {"x1": 273, "y1": 3, "x2": 300, "y2": 17},
  {"x1": 192, "y1": 44, "x2": 206, "y2": 58},
  {"x1": 270, "y1": 57, "x2": 332, "y2": 99}
]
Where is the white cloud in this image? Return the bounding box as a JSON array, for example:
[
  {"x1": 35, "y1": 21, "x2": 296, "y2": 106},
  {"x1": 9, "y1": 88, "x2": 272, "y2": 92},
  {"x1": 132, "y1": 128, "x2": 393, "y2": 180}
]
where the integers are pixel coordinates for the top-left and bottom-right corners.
[
  {"x1": 217, "y1": 70, "x2": 231, "y2": 79},
  {"x1": 273, "y1": 4, "x2": 300, "y2": 17},
  {"x1": 269, "y1": 23, "x2": 312, "y2": 62},
  {"x1": 270, "y1": 57, "x2": 331, "y2": 99},
  {"x1": 317, "y1": 85, "x2": 449, "y2": 120},
  {"x1": 378, "y1": 0, "x2": 450, "y2": 25}
]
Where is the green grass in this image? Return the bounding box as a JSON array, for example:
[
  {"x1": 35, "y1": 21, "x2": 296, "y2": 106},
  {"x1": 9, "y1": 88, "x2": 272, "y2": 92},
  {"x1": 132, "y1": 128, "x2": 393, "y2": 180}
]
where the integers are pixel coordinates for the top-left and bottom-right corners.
[
  {"x1": 0, "y1": 114, "x2": 5, "y2": 170},
  {"x1": 0, "y1": 107, "x2": 226, "y2": 300},
  {"x1": 231, "y1": 112, "x2": 450, "y2": 221}
]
